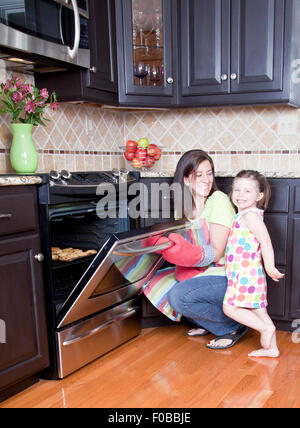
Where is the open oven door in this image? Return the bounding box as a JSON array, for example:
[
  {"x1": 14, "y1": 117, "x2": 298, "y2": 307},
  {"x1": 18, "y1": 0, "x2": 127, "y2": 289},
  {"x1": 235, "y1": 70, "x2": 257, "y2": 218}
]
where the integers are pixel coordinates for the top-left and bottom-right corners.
[{"x1": 56, "y1": 219, "x2": 190, "y2": 329}]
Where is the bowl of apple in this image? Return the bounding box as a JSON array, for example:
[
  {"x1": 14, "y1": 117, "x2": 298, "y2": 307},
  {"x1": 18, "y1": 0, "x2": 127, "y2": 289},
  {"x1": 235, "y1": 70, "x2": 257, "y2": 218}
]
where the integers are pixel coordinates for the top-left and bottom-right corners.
[{"x1": 122, "y1": 138, "x2": 162, "y2": 170}]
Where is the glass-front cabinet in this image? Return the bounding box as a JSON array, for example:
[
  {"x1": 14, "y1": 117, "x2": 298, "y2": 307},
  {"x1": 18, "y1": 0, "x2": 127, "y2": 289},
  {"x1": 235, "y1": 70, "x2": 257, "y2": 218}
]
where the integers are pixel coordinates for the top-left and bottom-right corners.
[{"x1": 115, "y1": 0, "x2": 177, "y2": 106}]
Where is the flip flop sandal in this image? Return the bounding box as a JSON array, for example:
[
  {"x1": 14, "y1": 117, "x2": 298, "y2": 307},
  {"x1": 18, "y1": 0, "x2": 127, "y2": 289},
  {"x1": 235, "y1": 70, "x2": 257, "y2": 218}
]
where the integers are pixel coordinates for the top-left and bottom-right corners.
[
  {"x1": 186, "y1": 327, "x2": 210, "y2": 337},
  {"x1": 205, "y1": 325, "x2": 248, "y2": 350}
]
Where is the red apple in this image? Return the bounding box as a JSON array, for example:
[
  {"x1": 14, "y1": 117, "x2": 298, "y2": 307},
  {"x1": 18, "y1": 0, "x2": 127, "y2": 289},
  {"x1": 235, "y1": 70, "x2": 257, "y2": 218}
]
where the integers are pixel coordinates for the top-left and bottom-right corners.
[
  {"x1": 124, "y1": 150, "x2": 135, "y2": 161},
  {"x1": 126, "y1": 140, "x2": 137, "y2": 152},
  {"x1": 154, "y1": 148, "x2": 161, "y2": 160},
  {"x1": 148, "y1": 143, "x2": 158, "y2": 157},
  {"x1": 135, "y1": 147, "x2": 147, "y2": 160},
  {"x1": 144, "y1": 156, "x2": 155, "y2": 167},
  {"x1": 131, "y1": 157, "x2": 142, "y2": 168}
]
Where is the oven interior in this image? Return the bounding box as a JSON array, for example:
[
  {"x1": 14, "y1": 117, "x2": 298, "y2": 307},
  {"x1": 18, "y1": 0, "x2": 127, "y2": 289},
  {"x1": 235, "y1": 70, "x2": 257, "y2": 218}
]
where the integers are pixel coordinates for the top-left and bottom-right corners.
[{"x1": 49, "y1": 201, "x2": 130, "y2": 314}]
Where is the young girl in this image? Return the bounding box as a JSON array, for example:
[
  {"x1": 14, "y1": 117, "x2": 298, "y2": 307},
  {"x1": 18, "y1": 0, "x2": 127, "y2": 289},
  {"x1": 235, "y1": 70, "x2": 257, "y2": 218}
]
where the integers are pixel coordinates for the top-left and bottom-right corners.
[{"x1": 223, "y1": 170, "x2": 284, "y2": 357}]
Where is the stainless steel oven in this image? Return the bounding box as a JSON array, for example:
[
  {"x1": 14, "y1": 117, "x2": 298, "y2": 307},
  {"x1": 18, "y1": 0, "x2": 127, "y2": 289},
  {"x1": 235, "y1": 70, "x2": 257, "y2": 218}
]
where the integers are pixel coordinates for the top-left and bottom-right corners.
[
  {"x1": 0, "y1": 0, "x2": 90, "y2": 70},
  {"x1": 37, "y1": 169, "x2": 189, "y2": 379}
]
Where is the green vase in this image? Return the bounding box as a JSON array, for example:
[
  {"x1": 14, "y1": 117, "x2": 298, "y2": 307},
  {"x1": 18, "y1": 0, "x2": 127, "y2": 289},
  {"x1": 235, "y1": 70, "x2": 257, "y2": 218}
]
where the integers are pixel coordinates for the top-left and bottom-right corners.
[{"x1": 10, "y1": 123, "x2": 38, "y2": 174}]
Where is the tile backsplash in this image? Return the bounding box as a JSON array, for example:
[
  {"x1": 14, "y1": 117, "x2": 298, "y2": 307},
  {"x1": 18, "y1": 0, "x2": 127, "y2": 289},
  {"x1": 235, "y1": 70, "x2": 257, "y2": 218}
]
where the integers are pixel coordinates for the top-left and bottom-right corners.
[{"x1": 0, "y1": 69, "x2": 300, "y2": 175}]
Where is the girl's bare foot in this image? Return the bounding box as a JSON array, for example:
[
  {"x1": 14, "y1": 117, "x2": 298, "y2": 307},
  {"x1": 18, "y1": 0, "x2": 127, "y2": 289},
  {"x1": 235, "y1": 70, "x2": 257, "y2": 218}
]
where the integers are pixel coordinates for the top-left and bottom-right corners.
[
  {"x1": 248, "y1": 348, "x2": 279, "y2": 358},
  {"x1": 260, "y1": 325, "x2": 276, "y2": 349},
  {"x1": 249, "y1": 327, "x2": 279, "y2": 357}
]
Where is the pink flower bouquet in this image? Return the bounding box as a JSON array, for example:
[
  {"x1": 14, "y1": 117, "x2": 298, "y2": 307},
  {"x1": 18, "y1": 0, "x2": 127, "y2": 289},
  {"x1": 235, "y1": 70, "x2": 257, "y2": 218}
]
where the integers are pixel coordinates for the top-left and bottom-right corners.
[{"x1": 0, "y1": 75, "x2": 59, "y2": 126}]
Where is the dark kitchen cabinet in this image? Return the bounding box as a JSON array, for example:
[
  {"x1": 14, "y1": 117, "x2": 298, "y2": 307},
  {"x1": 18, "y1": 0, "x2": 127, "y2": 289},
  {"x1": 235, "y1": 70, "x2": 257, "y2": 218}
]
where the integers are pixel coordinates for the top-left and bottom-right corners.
[
  {"x1": 36, "y1": 0, "x2": 300, "y2": 108},
  {"x1": 0, "y1": 185, "x2": 49, "y2": 402},
  {"x1": 290, "y1": 186, "x2": 300, "y2": 319},
  {"x1": 139, "y1": 177, "x2": 175, "y2": 228},
  {"x1": 179, "y1": 0, "x2": 292, "y2": 106},
  {"x1": 115, "y1": 0, "x2": 177, "y2": 107}
]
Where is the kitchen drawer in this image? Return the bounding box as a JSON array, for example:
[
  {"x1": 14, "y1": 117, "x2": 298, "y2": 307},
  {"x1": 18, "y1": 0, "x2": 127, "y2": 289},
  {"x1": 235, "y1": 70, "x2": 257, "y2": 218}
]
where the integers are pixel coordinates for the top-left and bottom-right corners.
[{"x1": 0, "y1": 187, "x2": 37, "y2": 236}]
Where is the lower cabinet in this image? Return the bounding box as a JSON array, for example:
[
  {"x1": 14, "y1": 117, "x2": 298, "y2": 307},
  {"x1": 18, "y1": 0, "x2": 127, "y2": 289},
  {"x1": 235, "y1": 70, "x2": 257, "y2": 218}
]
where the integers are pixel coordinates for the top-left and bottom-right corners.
[
  {"x1": 0, "y1": 185, "x2": 49, "y2": 401},
  {"x1": 140, "y1": 176, "x2": 300, "y2": 332}
]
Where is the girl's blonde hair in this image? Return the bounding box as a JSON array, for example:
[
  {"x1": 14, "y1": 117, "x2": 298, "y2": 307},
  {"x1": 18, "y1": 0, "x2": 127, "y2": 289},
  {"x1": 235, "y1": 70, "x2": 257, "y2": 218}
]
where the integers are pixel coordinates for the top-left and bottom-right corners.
[{"x1": 232, "y1": 170, "x2": 271, "y2": 210}]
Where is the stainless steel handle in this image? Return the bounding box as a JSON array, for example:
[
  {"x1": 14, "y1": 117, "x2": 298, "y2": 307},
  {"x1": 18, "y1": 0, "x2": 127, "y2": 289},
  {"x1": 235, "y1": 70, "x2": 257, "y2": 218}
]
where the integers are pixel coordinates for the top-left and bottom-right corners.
[
  {"x1": 90, "y1": 66, "x2": 97, "y2": 73},
  {"x1": 221, "y1": 73, "x2": 228, "y2": 81},
  {"x1": 62, "y1": 309, "x2": 137, "y2": 346},
  {"x1": 230, "y1": 73, "x2": 237, "y2": 80},
  {"x1": 34, "y1": 253, "x2": 44, "y2": 262},
  {"x1": 113, "y1": 240, "x2": 173, "y2": 256},
  {"x1": 68, "y1": 0, "x2": 80, "y2": 59},
  {"x1": 167, "y1": 77, "x2": 174, "y2": 84},
  {"x1": 0, "y1": 213, "x2": 12, "y2": 219}
]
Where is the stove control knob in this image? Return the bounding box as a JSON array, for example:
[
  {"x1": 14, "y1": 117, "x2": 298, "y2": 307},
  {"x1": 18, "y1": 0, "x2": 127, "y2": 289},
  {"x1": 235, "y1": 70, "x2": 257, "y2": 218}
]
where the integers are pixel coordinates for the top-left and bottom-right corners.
[
  {"x1": 49, "y1": 170, "x2": 60, "y2": 180},
  {"x1": 60, "y1": 169, "x2": 72, "y2": 180}
]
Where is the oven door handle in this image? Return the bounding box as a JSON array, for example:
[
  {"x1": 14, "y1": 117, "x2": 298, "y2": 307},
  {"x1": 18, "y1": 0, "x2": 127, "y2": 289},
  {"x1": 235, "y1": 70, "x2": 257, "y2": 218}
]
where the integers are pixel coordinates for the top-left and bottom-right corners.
[
  {"x1": 112, "y1": 240, "x2": 173, "y2": 256},
  {"x1": 62, "y1": 308, "x2": 137, "y2": 346}
]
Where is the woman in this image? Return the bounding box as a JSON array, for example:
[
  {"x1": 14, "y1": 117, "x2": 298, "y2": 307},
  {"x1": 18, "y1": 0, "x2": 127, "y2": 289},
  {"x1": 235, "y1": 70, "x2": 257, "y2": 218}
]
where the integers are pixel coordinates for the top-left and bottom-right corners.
[{"x1": 143, "y1": 150, "x2": 248, "y2": 349}]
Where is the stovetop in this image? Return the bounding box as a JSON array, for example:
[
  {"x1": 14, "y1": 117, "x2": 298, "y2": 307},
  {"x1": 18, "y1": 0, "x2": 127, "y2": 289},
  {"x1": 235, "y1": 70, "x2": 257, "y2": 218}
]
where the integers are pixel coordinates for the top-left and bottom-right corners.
[
  {"x1": 49, "y1": 169, "x2": 137, "y2": 187},
  {"x1": 38, "y1": 169, "x2": 139, "y2": 205}
]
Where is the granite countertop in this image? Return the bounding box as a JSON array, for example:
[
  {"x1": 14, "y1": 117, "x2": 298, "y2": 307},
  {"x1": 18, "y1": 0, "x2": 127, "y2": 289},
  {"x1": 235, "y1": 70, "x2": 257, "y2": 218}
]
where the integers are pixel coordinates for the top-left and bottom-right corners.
[
  {"x1": 140, "y1": 170, "x2": 300, "y2": 178},
  {"x1": 0, "y1": 175, "x2": 43, "y2": 186}
]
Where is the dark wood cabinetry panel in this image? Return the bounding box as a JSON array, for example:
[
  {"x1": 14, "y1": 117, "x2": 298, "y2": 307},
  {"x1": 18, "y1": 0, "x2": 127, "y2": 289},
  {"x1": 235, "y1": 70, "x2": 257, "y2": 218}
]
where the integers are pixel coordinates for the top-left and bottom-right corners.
[
  {"x1": 231, "y1": 0, "x2": 285, "y2": 94},
  {"x1": 0, "y1": 186, "x2": 49, "y2": 401},
  {"x1": 290, "y1": 217, "x2": 300, "y2": 319},
  {"x1": 180, "y1": 0, "x2": 230, "y2": 97},
  {"x1": 87, "y1": 0, "x2": 118, "y2": 93}
]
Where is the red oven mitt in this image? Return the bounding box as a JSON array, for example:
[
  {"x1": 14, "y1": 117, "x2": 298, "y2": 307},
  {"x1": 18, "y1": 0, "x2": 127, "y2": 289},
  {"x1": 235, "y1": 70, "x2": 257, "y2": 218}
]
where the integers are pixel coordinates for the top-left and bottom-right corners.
[
  {"x1": 160, "y1": 233, "x2": 215, "y2": 267},
  {"x1": 142, "y1": 234, "x2": 173, "y2": 253}
]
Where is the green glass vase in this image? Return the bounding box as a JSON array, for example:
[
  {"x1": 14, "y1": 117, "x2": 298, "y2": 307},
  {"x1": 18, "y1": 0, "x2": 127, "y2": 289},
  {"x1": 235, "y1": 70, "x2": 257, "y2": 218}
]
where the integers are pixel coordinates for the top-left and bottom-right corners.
[{"x1": 10, "y1": 123, "x2": 38, "y2": 174}]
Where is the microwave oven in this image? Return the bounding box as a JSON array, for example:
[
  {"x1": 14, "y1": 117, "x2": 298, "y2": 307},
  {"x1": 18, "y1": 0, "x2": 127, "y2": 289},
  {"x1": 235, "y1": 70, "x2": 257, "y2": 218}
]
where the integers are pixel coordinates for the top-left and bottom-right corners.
[{"x1": 0, "y1": 0, "x2": 90, "y2": 72}]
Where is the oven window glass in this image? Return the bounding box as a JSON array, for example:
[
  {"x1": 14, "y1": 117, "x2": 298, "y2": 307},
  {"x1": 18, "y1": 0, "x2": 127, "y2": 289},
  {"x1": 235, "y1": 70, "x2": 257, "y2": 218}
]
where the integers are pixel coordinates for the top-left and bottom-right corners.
[{"x1": 50, "y1": 202, "x2": 130, "y2": 314}]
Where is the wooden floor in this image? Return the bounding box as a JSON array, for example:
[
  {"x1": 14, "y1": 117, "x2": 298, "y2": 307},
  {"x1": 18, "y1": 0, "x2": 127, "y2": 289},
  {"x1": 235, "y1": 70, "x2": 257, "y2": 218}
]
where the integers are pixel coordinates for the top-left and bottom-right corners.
[{"x1": 1, "y1": 325, "x2": 300, "y2": 408}]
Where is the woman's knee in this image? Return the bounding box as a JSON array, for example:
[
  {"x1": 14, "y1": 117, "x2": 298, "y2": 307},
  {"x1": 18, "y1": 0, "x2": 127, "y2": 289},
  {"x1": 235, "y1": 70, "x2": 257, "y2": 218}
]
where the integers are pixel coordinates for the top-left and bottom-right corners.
[{"x1": 167, "y1": 284, "x2": 185, "y2": 311}]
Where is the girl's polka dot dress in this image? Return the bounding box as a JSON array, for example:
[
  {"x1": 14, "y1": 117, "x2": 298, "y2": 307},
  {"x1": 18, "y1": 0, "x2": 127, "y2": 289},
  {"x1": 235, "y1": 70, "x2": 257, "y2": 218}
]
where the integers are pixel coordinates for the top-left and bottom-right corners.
[{"x1": 224, "y1": 208, "x2": 267, "y2": 309}]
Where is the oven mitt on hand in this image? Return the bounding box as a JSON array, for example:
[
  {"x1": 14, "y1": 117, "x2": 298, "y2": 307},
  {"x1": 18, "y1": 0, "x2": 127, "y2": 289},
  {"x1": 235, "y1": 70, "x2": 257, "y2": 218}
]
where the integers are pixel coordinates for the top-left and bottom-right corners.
[
  {"x1": 142, "y1": 235, "x2": 173, "y2": 254},
  {"x1": 160, "y1": 233, "x2": 215, "y2": 267}
]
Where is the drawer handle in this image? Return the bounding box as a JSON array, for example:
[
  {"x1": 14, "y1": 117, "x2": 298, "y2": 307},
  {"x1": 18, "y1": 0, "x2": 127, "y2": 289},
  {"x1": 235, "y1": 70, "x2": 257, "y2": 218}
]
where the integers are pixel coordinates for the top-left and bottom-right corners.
[
  {"x1": 0, "y1": 213, "x2": 12, "y2": 219},
  {"x1": 62, "y1": 308, "x2": 137, "y2": 346}
]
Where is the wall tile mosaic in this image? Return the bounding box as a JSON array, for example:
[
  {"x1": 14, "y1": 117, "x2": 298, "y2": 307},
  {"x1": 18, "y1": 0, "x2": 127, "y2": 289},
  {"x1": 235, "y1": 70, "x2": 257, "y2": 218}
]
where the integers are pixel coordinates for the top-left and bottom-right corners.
[{"x1": 0, "y1": 69, "x2": 300, "y2": 176}]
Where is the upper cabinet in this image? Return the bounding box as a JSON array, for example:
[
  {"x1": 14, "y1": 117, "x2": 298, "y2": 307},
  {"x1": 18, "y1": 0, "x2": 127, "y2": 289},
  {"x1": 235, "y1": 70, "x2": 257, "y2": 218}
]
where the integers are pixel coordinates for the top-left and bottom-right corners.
[
  {"x1": 179, "y1": 0, "x2": 293, "y2": 106},
  {"x1": 35, "y1": 0, "x2": 300, "y2": 108},
  {"x1": 115, "y1": 0, "x2": 177, "y2": 106}
]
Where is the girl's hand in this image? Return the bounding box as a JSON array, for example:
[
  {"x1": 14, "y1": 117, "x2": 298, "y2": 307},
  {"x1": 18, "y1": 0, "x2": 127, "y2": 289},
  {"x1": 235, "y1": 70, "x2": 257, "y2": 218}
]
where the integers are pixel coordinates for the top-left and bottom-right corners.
[{"x1": 266, "y1": 267, "x2": 284, "y2": 282}]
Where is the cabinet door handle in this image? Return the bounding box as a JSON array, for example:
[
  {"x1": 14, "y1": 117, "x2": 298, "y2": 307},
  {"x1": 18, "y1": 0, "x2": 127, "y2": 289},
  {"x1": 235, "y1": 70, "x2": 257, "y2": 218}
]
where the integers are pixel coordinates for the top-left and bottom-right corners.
[
  {"x1": 90, "y1": 66, "x2": 97, "y2": 73},
  {"x1": 230, "y1": 73, "x2": 237, "y2": 80},
  {"x1": 167, "y1": 77, "x2": 174, "y2": 84},
  {"x1": 34, "y1": 253, "x2": 44, "y2": 262},
  {"x1": 0, "y1": 213, "x2": 12, "y2": 219},
  {"x1": 221, "y1": 73, "x2": 228, "y2": 81}
]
